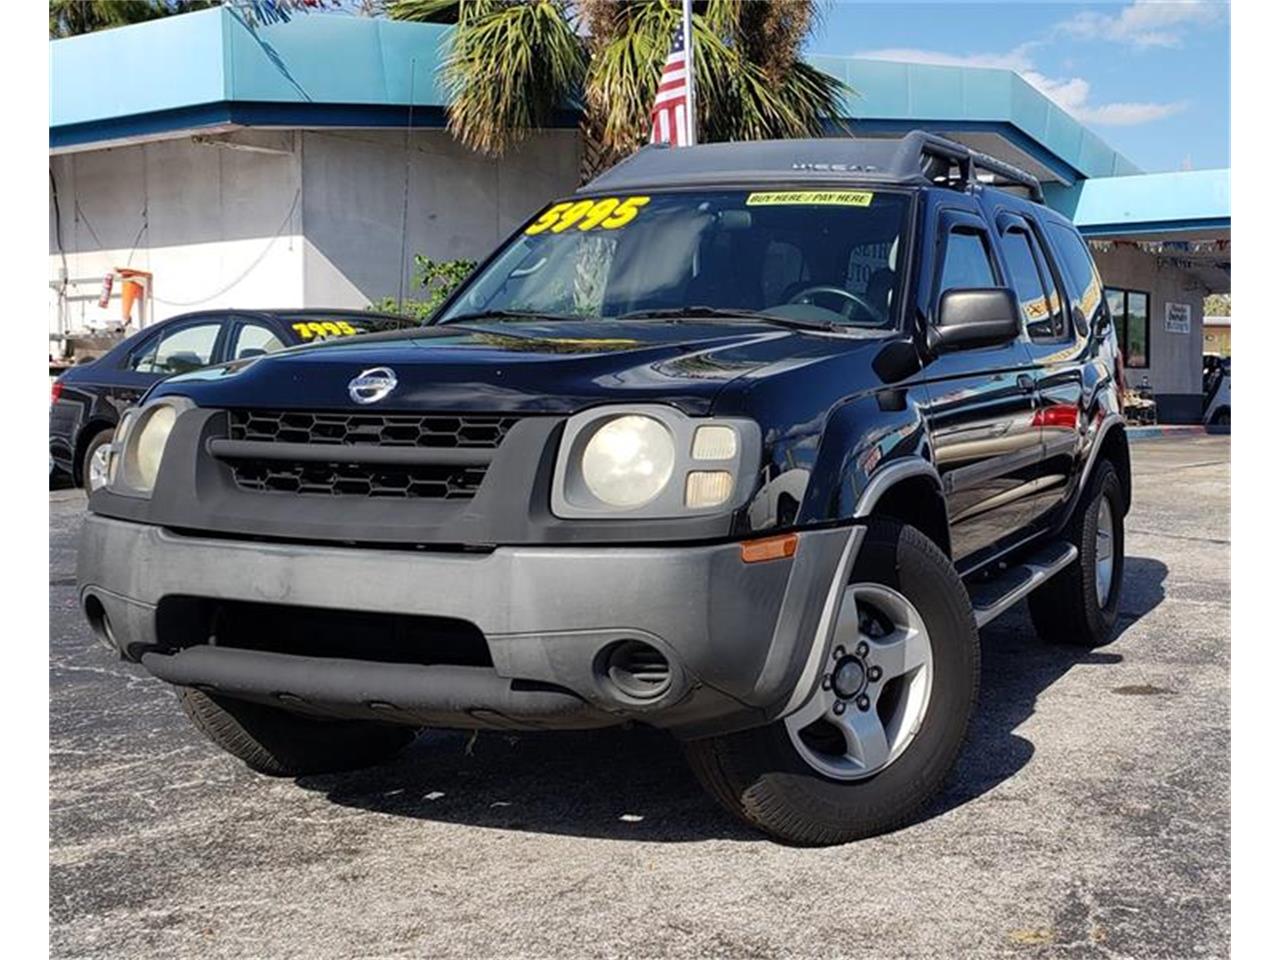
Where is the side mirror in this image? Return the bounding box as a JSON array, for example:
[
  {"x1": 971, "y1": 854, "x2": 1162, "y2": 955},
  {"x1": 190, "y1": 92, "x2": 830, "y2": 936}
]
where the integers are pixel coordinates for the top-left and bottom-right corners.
[{"x1": 928, "y1": 287, "x2": 1022, "y2": 353}]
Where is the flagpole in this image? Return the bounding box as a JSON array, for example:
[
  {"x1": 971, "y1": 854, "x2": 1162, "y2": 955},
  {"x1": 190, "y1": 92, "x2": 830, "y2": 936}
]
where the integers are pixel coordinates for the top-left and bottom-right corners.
[{"x1": 682, "y1": 0, "x2": 696, "y2": 145}]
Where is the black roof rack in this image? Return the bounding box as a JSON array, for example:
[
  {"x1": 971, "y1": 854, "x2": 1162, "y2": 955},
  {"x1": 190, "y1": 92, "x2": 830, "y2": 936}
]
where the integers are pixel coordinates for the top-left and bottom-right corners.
[
  {"x1": 895, "y1": 130, "x2": 1044, "y2": 203},
  {"x1": 582, "y1": 129, "x2": 1045, "y2": 204}
]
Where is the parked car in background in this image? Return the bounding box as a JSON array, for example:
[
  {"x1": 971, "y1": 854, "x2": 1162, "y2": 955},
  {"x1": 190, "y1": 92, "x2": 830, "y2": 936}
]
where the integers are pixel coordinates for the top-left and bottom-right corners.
[
  {"x1": 50, "y1": 309, "x2": 413, "y2": 491},
  {"x1": 1203, "y1": 353, "x2": 1231, "y2": 426}
]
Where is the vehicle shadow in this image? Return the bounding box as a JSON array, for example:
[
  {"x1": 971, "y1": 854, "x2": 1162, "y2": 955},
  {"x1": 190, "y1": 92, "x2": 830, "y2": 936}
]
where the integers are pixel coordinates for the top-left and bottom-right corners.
[
  {"x1": 923, "y1": 554, "x2": 1167, "y2": 821},
  {"x1": 297, "y1": 555, "x2": 1168, "y2": 843}
]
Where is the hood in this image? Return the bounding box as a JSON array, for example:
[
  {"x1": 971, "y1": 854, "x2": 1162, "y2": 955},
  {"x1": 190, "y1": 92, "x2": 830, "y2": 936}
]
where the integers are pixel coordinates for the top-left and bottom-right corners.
[{"x1": 154, "y1": 320, "x2": 867, "y2": 415}]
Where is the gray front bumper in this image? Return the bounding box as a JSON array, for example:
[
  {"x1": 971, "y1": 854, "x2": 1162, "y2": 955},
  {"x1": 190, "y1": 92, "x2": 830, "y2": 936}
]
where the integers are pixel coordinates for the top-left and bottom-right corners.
[{"x1": 77, "y1": 515, "x2": 860, "y2": 737}]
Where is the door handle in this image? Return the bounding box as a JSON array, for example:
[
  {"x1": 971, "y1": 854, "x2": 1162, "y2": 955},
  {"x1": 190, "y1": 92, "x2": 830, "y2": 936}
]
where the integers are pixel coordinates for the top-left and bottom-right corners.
[{"x1": 1017, "y1": 374, "x2": 1036, "y2": 393}]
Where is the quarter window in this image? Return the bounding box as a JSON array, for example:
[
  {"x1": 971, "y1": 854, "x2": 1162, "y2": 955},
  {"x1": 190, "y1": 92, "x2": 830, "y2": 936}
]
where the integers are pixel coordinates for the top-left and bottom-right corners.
[
  {"x1": 1105, "y1": 287, "x2": 1150, "y2": 368},
  {"x1": 130, "y1": 322, "x2": 221, "y2": 375}
]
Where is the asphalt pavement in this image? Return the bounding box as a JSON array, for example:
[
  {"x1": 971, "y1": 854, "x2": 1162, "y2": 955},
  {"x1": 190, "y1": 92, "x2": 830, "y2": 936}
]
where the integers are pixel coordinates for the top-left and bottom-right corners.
[{"x1": 49, "y1": 435, "x2": 1231, "y2": 959}]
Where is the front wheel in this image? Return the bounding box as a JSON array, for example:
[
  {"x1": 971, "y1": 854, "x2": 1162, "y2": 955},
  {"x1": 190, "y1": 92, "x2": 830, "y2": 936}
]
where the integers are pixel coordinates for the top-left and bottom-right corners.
[
  {"x1": 1029, "y1": 460, "x2": 1125, "y2": 647},
  {"x1": 684, "y1": 521, "x2": 980, "y2": 846}
]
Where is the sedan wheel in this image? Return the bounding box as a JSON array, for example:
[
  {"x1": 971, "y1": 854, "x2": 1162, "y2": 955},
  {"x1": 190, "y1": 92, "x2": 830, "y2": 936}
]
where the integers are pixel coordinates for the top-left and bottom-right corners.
[{"x1": 86, "y1": 442, "x2": 111, "y2": 492}]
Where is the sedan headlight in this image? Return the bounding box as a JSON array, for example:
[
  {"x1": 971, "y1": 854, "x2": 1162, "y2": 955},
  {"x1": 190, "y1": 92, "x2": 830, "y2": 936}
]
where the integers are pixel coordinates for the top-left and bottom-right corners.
[
  {"x1": 113, "y1": 397, "x2": 193, "y2": 496},
  {"x1": 552, "y1": 406, "x2": 760, "y2": 519},
  {"x1": 581, "y1": 415, "x2": 676, "y2": 508}
]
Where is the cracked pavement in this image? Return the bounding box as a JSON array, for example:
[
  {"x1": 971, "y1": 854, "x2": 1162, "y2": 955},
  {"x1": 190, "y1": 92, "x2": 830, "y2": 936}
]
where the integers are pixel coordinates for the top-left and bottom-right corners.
[{"x1": 49, "y1": 436, "x2": 1230, "y2": 958}]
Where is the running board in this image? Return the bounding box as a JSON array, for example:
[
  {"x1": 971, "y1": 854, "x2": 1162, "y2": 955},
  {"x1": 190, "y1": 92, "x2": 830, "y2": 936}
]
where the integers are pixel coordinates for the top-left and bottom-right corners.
[{"x1": 968, "y1": 541, "x2": 1078, "y2": 627}]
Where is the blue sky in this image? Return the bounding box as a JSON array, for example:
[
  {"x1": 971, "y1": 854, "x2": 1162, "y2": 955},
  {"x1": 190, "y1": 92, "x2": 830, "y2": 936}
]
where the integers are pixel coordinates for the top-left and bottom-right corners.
[{"x1": 806, "y1": 0, "x2": 1230, "y2": 172}]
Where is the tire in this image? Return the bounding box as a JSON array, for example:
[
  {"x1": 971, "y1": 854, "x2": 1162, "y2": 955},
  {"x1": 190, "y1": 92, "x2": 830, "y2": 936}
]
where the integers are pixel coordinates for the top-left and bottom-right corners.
[
  {"x1": 80, "y1": 427, "x2": 114, "y2": 494},
  {"x1": 178, "y1": 689, "x2": 417, "y2": 777},
  {"x1": 1211, "y1": 408, "x2": 1230, "y2": 427},
  {"x1": 684, "y1": 521, "x2": 980, "y2": 846},
  {"x1": 1028, "y1": 460, "x2": 1125, "y2": 648}
]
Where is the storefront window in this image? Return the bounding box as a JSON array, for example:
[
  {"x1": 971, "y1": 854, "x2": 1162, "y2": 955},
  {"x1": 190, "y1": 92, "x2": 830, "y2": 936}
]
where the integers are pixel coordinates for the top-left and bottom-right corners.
[
  {"x1": 1105, "y1": 287, "x2": 1150, "y2": 369},
  {"x1": 1126, "y1": 292, "x2": 1149, "y2": 367}
]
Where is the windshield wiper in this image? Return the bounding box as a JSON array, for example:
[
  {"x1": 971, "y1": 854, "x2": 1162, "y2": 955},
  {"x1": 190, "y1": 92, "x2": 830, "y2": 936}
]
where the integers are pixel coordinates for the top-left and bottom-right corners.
[
  {"x1": 438, "y1": 309, "x2": 584, "y2": 325},
  {"x1": 616, "y1": 305, "x2": 837, "y2": 332}
]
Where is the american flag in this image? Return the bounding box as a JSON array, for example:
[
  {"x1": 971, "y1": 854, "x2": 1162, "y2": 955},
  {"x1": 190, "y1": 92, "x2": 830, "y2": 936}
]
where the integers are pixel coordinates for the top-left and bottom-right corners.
[{"x1": 650, "y1": 28, "x2": 692, "y2": 147}]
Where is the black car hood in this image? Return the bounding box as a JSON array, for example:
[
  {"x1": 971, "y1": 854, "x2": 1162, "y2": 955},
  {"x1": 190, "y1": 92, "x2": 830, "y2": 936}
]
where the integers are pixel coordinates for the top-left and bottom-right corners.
[{"x1": 154, "y1": 320, "x2": 875, "y2": 415}]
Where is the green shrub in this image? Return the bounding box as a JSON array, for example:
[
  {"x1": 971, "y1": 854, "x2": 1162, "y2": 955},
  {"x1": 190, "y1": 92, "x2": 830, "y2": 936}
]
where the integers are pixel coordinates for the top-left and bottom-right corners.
[{"x1": 371, "y1": 255, "x2": 476, "y2": 321}]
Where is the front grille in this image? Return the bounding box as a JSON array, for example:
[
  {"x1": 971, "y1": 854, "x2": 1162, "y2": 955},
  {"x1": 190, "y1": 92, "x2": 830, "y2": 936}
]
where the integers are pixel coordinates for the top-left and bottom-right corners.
[
  {"x1": 228, "y1": 409, "x2": 519, "y2": 448},
  {"x1": 230, "y1": 459, "x2": 487, "y2": 499},
  {"x1": 221, "y1": 409, "x2": 519, "y2": 500}
]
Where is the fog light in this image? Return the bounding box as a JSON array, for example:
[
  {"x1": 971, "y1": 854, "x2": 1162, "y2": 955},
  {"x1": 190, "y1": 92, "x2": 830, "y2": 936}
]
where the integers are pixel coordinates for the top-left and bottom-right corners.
[
  {"x1": 692, "y1": 425, "x2": 737, "y2": 460},
  {"x1": 685, "y1": 470, "x2": 734, "y2": 508}
]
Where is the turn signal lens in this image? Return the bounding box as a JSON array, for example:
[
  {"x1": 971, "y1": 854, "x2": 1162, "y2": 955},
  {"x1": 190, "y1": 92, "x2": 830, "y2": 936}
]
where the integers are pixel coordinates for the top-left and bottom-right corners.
[
  {"x1": 740, "y1": 533, "x2": 799, "y2": 564},
  {"x1": 685, "y1": 470, "x2": 734, "y2": 508},
  {"x1": 692, "y1": 425, "x2": 737, "y2": 460}
]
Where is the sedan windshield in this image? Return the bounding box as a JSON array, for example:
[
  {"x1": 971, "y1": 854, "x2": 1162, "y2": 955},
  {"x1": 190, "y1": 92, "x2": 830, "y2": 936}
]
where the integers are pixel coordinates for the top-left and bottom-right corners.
[{"x1": 437, "y1": 189, "x2": 912, "y2": 330}]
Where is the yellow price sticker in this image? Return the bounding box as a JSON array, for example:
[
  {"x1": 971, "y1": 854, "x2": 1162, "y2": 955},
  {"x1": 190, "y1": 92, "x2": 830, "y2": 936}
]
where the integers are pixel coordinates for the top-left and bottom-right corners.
[
  {"x1": 525, "y1": 196, "x2": 651, "y2": 235},
  {"x1": 746, "y1": 191, "x2": 875, "y2": 207},
  {"x1": 292, "y1": 320, "x2": 359, "y2": 341}
]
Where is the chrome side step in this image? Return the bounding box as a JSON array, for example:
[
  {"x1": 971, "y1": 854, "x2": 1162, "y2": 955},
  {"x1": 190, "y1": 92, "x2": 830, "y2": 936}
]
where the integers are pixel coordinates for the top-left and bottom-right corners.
[{"x1": 968, "y1": 540, "x2": 1079, "y2": 628}]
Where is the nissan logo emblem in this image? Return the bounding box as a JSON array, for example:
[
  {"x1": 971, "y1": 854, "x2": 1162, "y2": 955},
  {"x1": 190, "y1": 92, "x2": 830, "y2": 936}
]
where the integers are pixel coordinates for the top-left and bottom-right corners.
[{"x1": 348, "y1": 367, "x2": 398, "y2": 405}]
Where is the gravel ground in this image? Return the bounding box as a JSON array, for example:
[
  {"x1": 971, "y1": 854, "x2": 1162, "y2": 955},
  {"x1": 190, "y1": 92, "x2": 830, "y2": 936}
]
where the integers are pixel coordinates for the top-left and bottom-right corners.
[{"x1": 49, "y1": 436, "x2": 1230, "y2": 959}]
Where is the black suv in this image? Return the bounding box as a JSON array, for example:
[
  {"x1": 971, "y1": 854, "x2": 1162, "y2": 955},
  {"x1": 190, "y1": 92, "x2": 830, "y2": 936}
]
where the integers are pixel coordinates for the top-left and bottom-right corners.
[{"x1": 77, "y1": 132, "x2": 1130, "y2": 846}]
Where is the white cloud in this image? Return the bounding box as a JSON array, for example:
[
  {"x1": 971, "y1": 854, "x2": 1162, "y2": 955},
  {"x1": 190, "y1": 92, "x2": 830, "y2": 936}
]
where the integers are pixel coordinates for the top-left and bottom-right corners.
[
  {"x1": 1056, "y1": 0, "x2": 1223, "y2": 49},
  {"x1": 855, "y1": 45, "x2": 1188, "y2": 127},
  {"x1": 852, "y1": 44, "x2": 1038, "y2": 72}
]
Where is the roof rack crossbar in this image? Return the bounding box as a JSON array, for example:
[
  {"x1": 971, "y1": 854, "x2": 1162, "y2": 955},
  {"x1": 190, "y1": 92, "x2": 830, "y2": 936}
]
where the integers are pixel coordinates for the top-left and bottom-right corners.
[{"x1": 893, "y1": 130, "x2": 1044, "y2": 203}]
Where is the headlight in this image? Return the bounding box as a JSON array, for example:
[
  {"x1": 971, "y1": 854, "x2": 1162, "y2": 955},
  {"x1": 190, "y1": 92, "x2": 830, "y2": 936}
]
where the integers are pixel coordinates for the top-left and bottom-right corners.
[
  {"x1": 581, "y1": 415, "x2": 675, "y2": 507},
  {"x1": 113, "y1": 398, "x2": 192, "y2": 495},
  {"x1": 126, "y1": 406, "x2": 176, "y2": 491},
  {"x1": 552, "y1": 406, "x2": 760, "y2": 519}
]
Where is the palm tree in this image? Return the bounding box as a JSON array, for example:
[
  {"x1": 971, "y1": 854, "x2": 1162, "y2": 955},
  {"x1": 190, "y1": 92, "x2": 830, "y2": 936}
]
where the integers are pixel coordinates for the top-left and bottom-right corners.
[{"x1": 387, "y1": 0, "x2": 848, "y2": 176}]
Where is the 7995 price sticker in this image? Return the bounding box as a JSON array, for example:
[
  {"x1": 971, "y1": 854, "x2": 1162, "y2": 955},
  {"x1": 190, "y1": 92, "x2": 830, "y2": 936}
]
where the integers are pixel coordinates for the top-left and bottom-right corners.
[
  {"x1": 291, "y1": 320, "x2": 360, "y2": 340},
  {"x1": 525, "y1": 196, "x2": 651, "y2": 235}
]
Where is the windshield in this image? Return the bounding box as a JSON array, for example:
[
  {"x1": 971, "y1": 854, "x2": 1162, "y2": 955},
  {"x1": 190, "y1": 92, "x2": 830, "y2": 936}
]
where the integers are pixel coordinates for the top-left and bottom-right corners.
[{"x1": 437, "y1": 189, "x2": 912, "y2": 330}]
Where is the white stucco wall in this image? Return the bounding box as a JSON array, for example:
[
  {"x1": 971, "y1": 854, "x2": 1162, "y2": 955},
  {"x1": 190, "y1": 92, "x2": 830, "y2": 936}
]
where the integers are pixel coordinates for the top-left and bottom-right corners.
[
  {"x1": 298, "y1": 128, "x2": 580, "y2": 307},
  {"x1": 49, "y1": 127, "x2": 580, "y2": 337},
  {"x1": 1091, "y1": 243, "x2": 1205, "y2": 399},
  {"x1": 49, "y1": 130, "x2": 305, "y2": 334}
]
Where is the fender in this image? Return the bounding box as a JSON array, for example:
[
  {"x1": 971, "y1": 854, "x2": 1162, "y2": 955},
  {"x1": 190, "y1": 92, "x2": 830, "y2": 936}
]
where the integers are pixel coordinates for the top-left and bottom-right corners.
[
  {"x1": 796, "y1": 389, "x2": 934, "y2": 527},
  {"x1": 1062, "y1": 412, "x2": 1129, "y2": 520}
]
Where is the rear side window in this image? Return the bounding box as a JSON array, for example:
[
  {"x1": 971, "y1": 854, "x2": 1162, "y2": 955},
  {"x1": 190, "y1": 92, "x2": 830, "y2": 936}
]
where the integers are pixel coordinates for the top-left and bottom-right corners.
[
  {"x1": 938, "y1": 229, "x2": 997, "y2": 295},
  {"x1": 999, "y1": 227, "x2": 1067, "y2": 341},
  {"x1": 1045, "y1": 221, "x2": 1103, "y2": 322},
  {"x1": 130, "y1": 322, "x2": 221, "y2": 375}
]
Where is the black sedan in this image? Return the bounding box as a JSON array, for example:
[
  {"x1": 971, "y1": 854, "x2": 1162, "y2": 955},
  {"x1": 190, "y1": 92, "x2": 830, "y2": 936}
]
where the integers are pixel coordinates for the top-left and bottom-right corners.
[{"x1": 50, "y1": 308, "x2": 413, "y2": 491}]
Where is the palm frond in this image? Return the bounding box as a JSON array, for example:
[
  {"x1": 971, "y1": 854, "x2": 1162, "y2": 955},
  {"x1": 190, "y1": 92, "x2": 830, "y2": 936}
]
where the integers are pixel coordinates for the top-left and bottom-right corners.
[
  {"x1": 385, "y1": 0, "x2": 464, "y2": 23},
  {"x1": 440, "y1": 0, "x2": 586, "y2": 156},
  {"x1": 587, "y1": 0, "x2": 849, "y2": 153}
]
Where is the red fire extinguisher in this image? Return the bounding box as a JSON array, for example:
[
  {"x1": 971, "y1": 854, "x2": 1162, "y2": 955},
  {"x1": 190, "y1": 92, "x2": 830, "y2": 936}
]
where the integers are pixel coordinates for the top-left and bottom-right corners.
[{"x1": 97, "y1": 272, "x2": 114, "y2": 309}]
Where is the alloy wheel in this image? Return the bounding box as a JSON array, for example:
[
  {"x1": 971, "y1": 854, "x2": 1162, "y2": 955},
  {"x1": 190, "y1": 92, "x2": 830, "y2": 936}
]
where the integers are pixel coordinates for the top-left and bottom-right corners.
[{"x1": 785, "y1": 583, "x2": 934, "y2": 781}]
